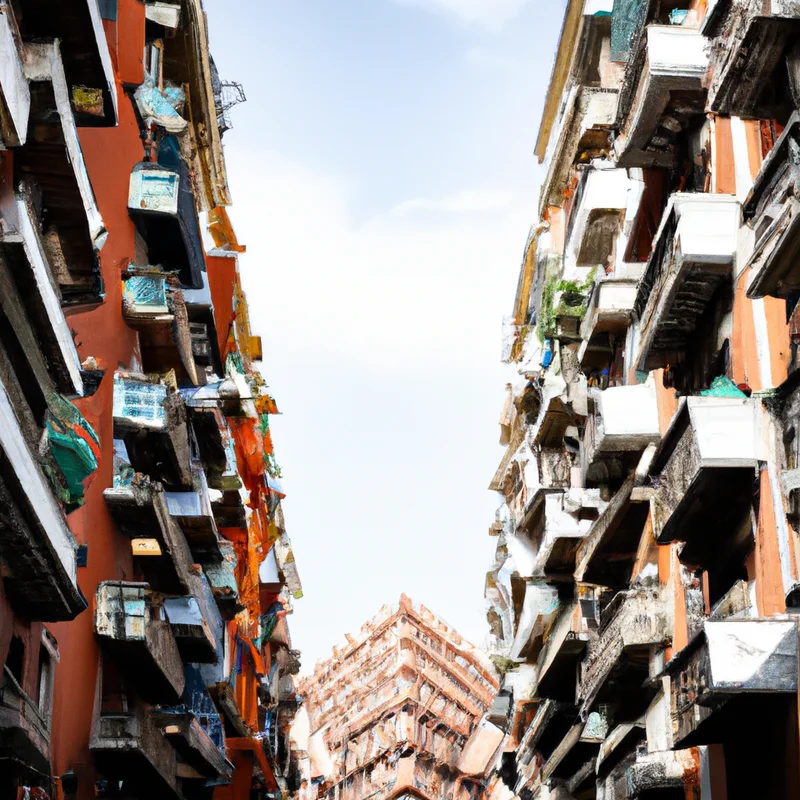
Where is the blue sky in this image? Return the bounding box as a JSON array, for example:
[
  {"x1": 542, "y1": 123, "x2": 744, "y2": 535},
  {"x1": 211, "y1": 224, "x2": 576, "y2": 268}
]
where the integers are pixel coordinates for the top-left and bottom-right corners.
[{"x1": 204, "y1": 0, "x2": 567, "y2": 669}]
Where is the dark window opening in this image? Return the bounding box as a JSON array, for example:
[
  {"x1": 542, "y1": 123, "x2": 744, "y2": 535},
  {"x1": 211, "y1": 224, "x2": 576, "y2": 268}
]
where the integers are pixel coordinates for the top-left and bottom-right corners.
[
  {"x1": 37, "y1": 644, "x2": 53, "y2": 719},
  {"x1": 0, "y1": 311, "x2": 48, "y2": 427},
  {"x1": 625, "y1": 169, "x2": 669, "y2": 263},
  {"x1": 669, "y1": 277, "x2": 734, "y2": 397},
  {"x1": 99, "y1": 0, "x2": 117, "y2": 20},
  {"x1": 6, "y1": 635, "x2": 25, "y2": 686},
  {"x1": 100, "y1": 653, "x2": 130, "y2": 715}
]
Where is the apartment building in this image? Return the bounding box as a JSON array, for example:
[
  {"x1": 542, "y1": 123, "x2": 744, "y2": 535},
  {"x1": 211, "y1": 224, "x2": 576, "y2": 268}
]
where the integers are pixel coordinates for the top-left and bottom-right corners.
[
  {"x1": 486, "y1": 2, "x2": 800, "y2": 798},
  {"x1": 293, "y1": 597, "x2": 503, "y2": 800},
  {"x1": 0, "y1": 2, "x2": 303, "y2": 798}
]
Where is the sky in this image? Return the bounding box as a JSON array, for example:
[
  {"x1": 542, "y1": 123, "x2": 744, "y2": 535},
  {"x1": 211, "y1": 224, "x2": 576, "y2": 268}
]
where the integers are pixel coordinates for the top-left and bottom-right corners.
[{"x1": 203, "y1": 0, "x2": 567, "y2": 669}]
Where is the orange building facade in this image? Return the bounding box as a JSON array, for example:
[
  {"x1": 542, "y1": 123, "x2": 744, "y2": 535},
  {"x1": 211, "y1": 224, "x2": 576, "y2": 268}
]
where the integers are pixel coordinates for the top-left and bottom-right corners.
[
  {"x1": 486, "y1": 2, "x2": 800, "y2": 799},
  {"x1": 0, "y1": 2, "x2": 303, "y2": 799}
]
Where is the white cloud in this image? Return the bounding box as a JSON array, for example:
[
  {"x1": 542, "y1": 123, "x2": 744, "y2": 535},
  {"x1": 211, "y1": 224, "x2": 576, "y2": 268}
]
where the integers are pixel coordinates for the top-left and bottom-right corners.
[
  {"x1": 223, "y1": 149, "x2": 533, "y2": 664},
  {"x1": 390, "y1": 0, "x2": 531, "y2": 31},
  {"x1": 391, "y1": 188, "x2": 515, "y2": 215},
  {"x1": 223, "y1": 149, "x2": 533, "y2": 372}
]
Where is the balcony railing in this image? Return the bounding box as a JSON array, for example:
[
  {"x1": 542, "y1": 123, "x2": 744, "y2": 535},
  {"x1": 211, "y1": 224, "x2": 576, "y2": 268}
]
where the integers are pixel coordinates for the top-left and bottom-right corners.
[
  {"x1": 90, "y1": 703, "x2": 181, "y2": 798},
  {"x1": 152, "y1": 663, "x2": 230, "y2": 780},
  {"x1": 17, "y1": 41, "x2": 107, "y2": 310},
  {"x1": 633, "y1": 193, "x2": 740, "y2": 372},
  {"x1": 745, "y1": 114, "x2": 800, "y2": 299},
  {"x1": 153, "y1": 709, "x2": 232, "y2": 780},
  {"x1": 575, "y1": 446, "x2": 657, "y2": 589},
  {"x1": 128, "y1": 142, "x2": 206, "y2": 290},
  {"x1": 614, "y1": 26, "x2": 708, "y2": 167},
  {"x1": 598, "y1": 743, "x2": 693, "y2": 798},
  {"x1": 706, "y1": 0, "x2": 800, "y2": 118},
  {"x1": 1, "y1": 190, "x2": 85, "y2": 396},
  {"x1": 0, "y1": 372, "x2": 85, "y2": 620},
  {"x1": 651, "y1": 396, "x2": 760, "y2": 566},
  {"x1": 121, "y1": 271, "x2": 199, "y2": 385},
  {"x1": 165, "y1": 489, "x2": 223, "y2": 562},
  {"x1": 112, "y1": 374, "x2": 193, "y2": 489},
  {"x1": 577, "y1": 587, "x2": 669, "y2": 722},
  {"x1": 103, "y1": 482, "x2": 193, "y2": 595},
  {"x1": 0, "y1": 665, "x2": 50, "y2": 781},
  {"x1": 204, "y1": 539, "x2": 243, "y2": 619},
  {"x1": 94, "y1": 582, "x2": 185, "y2": 704},
  {"x1": 666, "y1": 618, "x2": 797, "y2": 747}
]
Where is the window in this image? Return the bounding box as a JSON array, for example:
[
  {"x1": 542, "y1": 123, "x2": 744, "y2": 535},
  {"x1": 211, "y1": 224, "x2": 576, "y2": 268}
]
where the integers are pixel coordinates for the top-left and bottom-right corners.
[
  {"x1": 6, "y1": 635, "x2": 25, "y2": 685},
  {"x1": 99, "y1": 0, "x2": 117, "y2": 20},
  {"x1": 37, "y1": 646, "x2": 52, "y2": 720}
]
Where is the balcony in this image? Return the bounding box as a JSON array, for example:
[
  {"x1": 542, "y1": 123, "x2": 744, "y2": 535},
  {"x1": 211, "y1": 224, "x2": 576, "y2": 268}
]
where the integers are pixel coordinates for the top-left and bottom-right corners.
[
  {"x1": 0, "y1": 666, "x2": 50, "y2": 783},
  {"x1": 203, "y1": 540, "x2": 243, "y2": 619},
  {"x1": 651, "y1": 397, "x2": 760, "y2": 566},
  {"x1": 16, "y1": 41, "x2": 107, "y2": 310},
  {"x1": 745, "y1": 114, "x2": 800, "y2": 299},
  {"x1": 122, "y1": 271, "x2": 199, "y2": 385},
  {"x1": 633, "y1": 194, "x2": 740, "y2": 373},
  {"x1": 12, "y1": 0, "x2": 116, "y2": 125},
  {"x1": 565, "y1": 168, "x2": 632, "y2": 274},
  {"x1": 598, "y1": 743, "x2": 692, "y2": 799},
  {"x1": 211, "y1": 490, "x2": 248, "y2": 529},
  {"x1": 578, "y1": 587, "x2": 669, "y2": 722},
  {"x1": 185, "y1": 407, "x2": 232, "y2": 490},
  {"x1": 163, "y1": 572, "x2": 221, "y2": 664},
  {"x1": 90, "y1": 703, "x2": 181, "y2": 798},
  {"x1": 539, "y1": 86, "x2": 618, "y2": 215},
  {"x1": 165, "y1": 489, "x2": 222, "y2": 562},
  {"x1": 128, "y1": 139, "x2": 205, "y2": 290},
  {"x1": 582, "y1": 383, "x2": 660, "y2": 484},
  {"x1": 0, "y1": 1, "x2": 30, "y2": 147},
  {"x1": 533, "y1": 395, "x2": 576, "y2": 449},
  {"x1": 514, "y1": 700, "x2": 576, "y2": 793},
  {"x1": 515, "y1": 700, "x2": 608, "y2": 792},
  {"x1": 538, "y1": 710, "x2": 608, "y2": 786},
  {"x1": 511, "y1": 491, "x2": 606, "y2": 581},
  {"x1": 614, "y1": 26, "x2": 709, "y2": 168},
  {"x1": 706, "y1": 1, "x2": 800, "y2": 118},
  {"x1": 182, "y1": 274, "x2": 223, "y2": 373},
  {"x1": 666, "y1": 619, "x2": 797, "y2": 747},
  {"x1": 0, "y1": 373, "x2": 85, "y2": 620},
  {"x1": 579, "y1": 278, "x2": 638, "y2": 370},
  {"x1": 509, "y1": 580, "x2": 560, "y2": 661},
  {"x1": 1, "y1": 189, "x2": 85, "y2": 396},
  {"x1": 153, "y1": 710, "x2": 232, "y2": 781},
  {"x1": 95, "y1": 582, "x2": 185, "y2": 704},
  {"x1": 103, "y1": 483, "x2": 193, "y2": 595},
  {"x1": 575, "y1": 447, "x2": 657, "y2": 589},
  {"x1": 153, "y1": 664, "x2": 230, "y2": 780},
  {"x1": 112, "y1": 374, "x2": 193, "y2": 489},
  {"x1": 535, "y1": 601, "x2": 590, "y2": 702}
]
